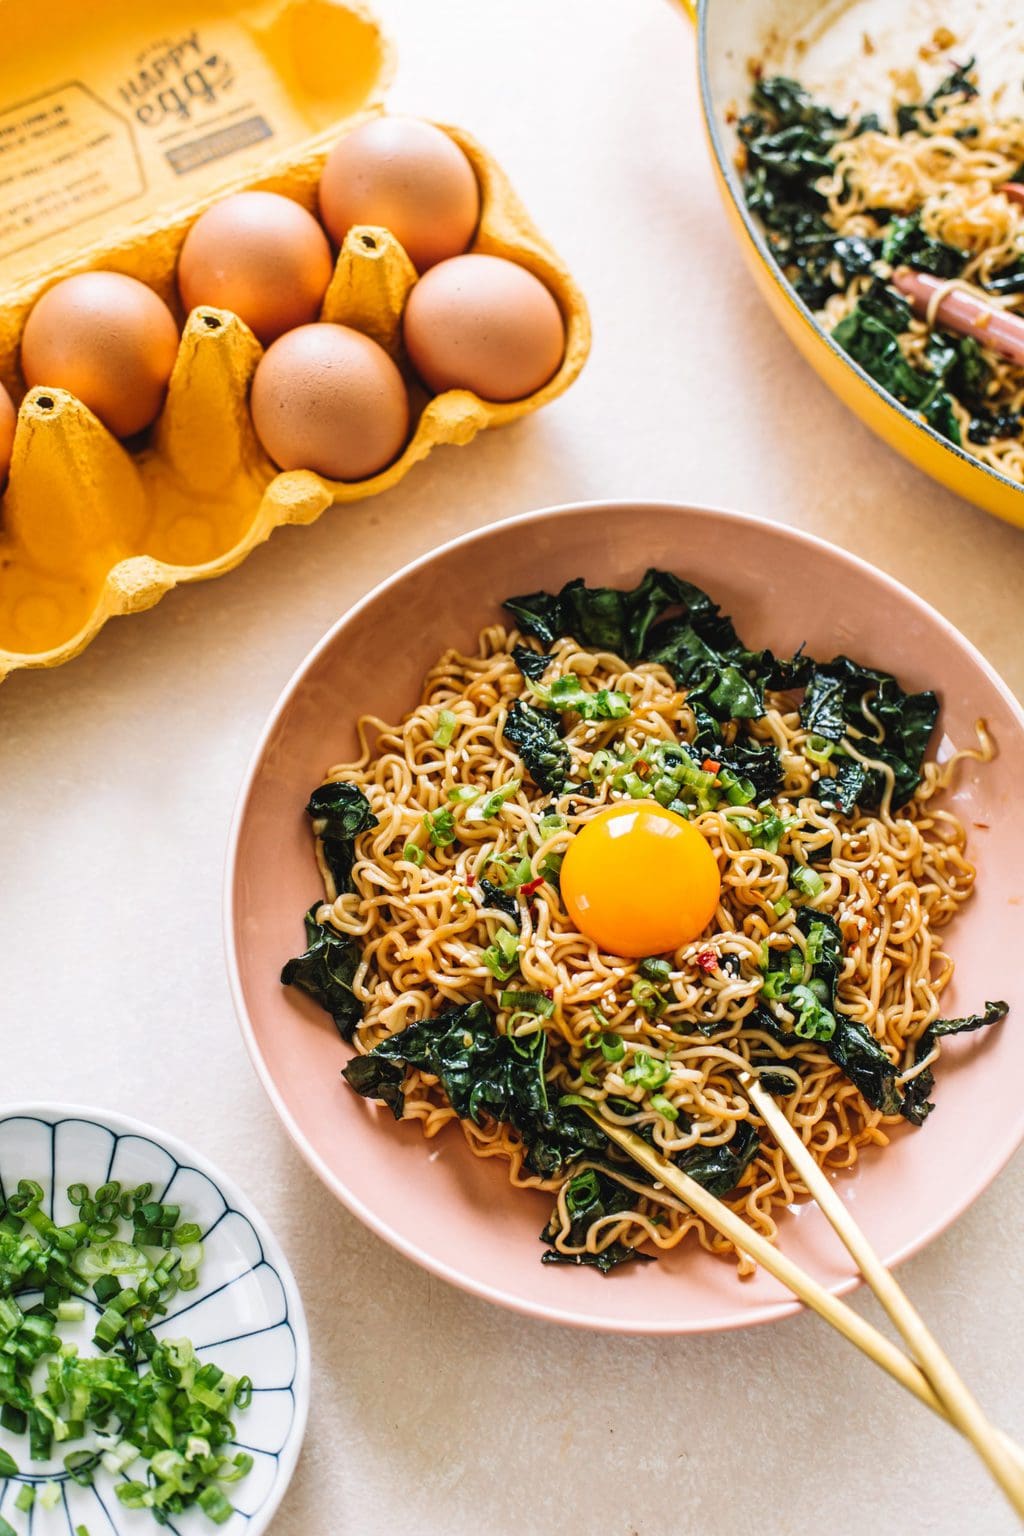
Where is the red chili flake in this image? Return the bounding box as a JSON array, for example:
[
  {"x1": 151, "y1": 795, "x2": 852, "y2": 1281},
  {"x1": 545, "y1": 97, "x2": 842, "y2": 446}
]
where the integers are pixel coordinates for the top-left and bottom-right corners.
[
  {"x1": 520, "y1": 876, "x2": 545, "y2": 898},
  {"x1": 543, "y1": 988, "x2": 554, "y2": 1001},
  {"x1": 701, "y1": 758, "x2": 721, "y2": 773},
  {"x1": 635, "y1": 759, "x2": 651, "y2": 778},
  {"x1": 466, "y1": 872, "x2": 476, "y2": 887},
  {"x1": 695, "y1": 949, "x2": 718, "y2": 974}
]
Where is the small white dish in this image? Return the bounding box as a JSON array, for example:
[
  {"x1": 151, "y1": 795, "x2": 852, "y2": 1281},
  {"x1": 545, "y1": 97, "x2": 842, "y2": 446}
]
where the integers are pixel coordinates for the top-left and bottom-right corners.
[{"x1": 0, "y1": 1104, "x2": 309, "y2": 1536}]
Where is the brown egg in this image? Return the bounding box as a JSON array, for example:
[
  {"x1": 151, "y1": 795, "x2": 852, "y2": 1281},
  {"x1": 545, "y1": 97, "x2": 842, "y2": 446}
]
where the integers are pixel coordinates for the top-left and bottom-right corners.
[
  {"x1": 0, "y1": 383, "x2": 15, "y2": 487},
  {"x1": 403, "y1": 254, "x2": 565, "y2": 402},
  {"x1": 21, "y1": 272, "x2": 179, "y2": 437},
  {"x1": 250, "y1": 323, "x2": 409, "y2": 481},
  {"x1": 178, "y1": 191, "x2": 334, "y2": 345},
  {"x1": 319, "y1": 116, "x2": 479, "y2": 272}
]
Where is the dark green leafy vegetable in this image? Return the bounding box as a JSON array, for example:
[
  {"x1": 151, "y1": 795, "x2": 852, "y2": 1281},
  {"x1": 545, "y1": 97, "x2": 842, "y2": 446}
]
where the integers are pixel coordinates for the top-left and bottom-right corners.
[
  {"x1": 342, "y1": 1001, "x2": 607, "y2": 1177},
  {"x1": 832, "y1": 304, "x2": 962, "y2": 444},
  {"x1": 816, "y1": 755, "x2": 867, "y2": 816},
  {"x1": 540, "y1": 1119, "x2": 760, "y2": 1272},
  {"x1": 752, "y1": 909, "x2": 902, "y2": 1113},
  {"x1": 981, "y1": 257, "x2": 1024, "y2": 298},
  {"x1": 507, "y1": 569, "x2": 939, "y2": 814},
  {"x1": 672, "y1": 1121, "x2": 761, "y2": 1198},
  {"x1": 540, "y1": 1168, "x2": 654, "y2": 1274},
  {"x1": 306, "y1": 781, "x2": 377, "y2": 893},
  {"x1": 800, "y1": 656, "x2": 938, "y2": 808},
  {"x1": 896, "y1": 57, "x2": 979, "y2": 135},
  {"x1": 503, "y1": 699, "x2": 572, "y2": 794},
  {"x1": 967, "y1": 403, "x2": 1023, "y2": 444},
  {"x1": 506, "y1": 568, "x2": 693, "y2": 658},
  {"x1": 738, "y1": 75, "x2": 877, "y2": 309},
  {"x1": 740, "y1": 70, "x2": 1024, "y2": 455},
  {"x1": 511, "y1": 644, "x2": 552, "y2": 683},
  {"x1": 506, "y1": 569, "x2": 797, "y2": 797},
  {"x1": 478, "y1": 877, "x2": 519, "y2": 921},
  {"x1": 880, "y1": 212, "x2": 964, "y2": 279},
  {"x1": 281, "y1": 905, "x2": 362, "y2": 1040},
  {"x1": 900, "y1": 1000, "x2": 1009, "y2": 1125}
]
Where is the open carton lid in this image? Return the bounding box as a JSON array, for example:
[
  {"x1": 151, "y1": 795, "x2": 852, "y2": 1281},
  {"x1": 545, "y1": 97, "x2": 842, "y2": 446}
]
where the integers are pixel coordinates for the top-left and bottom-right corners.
[{"x1": 0, "y1": 0, "x2": 393, "y2": 295}]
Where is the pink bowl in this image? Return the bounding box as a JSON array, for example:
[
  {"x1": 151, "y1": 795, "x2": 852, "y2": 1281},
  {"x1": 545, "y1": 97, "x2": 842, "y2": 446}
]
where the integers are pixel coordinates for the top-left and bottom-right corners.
[{"x1": 225, "y1": 501, "x2": 1024, "y2": 1333}]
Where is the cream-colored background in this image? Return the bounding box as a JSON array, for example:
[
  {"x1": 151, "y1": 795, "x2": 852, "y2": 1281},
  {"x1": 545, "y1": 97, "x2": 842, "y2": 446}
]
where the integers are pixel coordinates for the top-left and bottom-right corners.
[{"x1": 3, "y1": 3, "x2": 1023, "y2": 1533}]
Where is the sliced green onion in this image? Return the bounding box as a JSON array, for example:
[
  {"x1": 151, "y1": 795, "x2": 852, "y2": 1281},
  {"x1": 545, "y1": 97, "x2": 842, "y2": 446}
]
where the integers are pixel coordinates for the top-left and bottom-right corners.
[
  {"x1": 73, "y1": 1241, "x2": 150, "y2": 1283},
  {"x1": 446, "y1": 784, "x2": 480, "y2": 804},
  {"x1": 15, "y1": 1486, "x2": 34, "y2": 1513},
  {"x1": 804, "y1": 920, "x2": 827, "y2": 965},
  {"x1": 631, "y1": 978, "x2": 667, "y2": 1019},
  {"x1": 638, "y1": 957, "x2": 672, "y2": 983},
  {"x1": 402, "y1": 842, "x2": 425, "y2": 867},
  {"x1": 0, "y1": 1518, "x2": 15, "y2": 1536},
  {"x1": 599, "y1": 1031, "x2": 626, "y2": 1062},
  {"x1": 199, "y1": 1485, "x2": 235, "y2": 1523},
  {"x1": 57, "y1": 1299, "x2": 85, "y2": 1323},
  {"x1": 0, "y1": 1448, "x2": 18, "y2": 1477},
  {"x1": 789, "y1": 984, "x2": 837, "y2": 1041},
  {"x1": 543, "y1": 674, "x2": 631, "y2": 721},
  {"x1": 481, "y1": 927, "x2": 519, "y2": 980},
  {"x1": 499, "y1": 990, "x2": 555, "y2": 1018},
  {"x1": 759, "y1": 971, "x2": 790, "y2": 1001},
  {"x1": 565, "y1": 1168, "x2": 601, "y2": 1213},
  {"x1": 506, "y1": 856, "x2": 534, "y2": 887},
  {"x1": 772, "y1": 893, "x2": 791, "y2": 916},
  {"x1": 746, "y1": 804, "x2": 790, "y2": 853},
  {"x1": 718, "y1": 768, "x2": 757, "y2": 806},
  {"x1": 465, "y1": 779, "x2": 521, "y2": 823},
  {"x1": 422, "y1": 807, "x2": 457, "y2": 847},
  {"x1": 39, "y1": 1483, "x2": 61, "y2": 1510},
  {"x1": 791, "y1": 864, "x2": 825, "y2": 899},
  {"x1": 538, "y1": 811, "x2": 566, "y2": 835},
  {"x1": 587, "y1": 748, "x2": 618, "y2": 783},
  {"x1": 649, "y1": 1093, "x2": 679, "y2": 1122},
  {"x1": 579, "y1": 1053, "x2": 602, "y2": 1085},
  {"x1": 539, "y1": 852, "x2": 564, "y2": 885},
  {"x1": 804, "y1": 734, "x2": 835, "y2": 764},
  {"x1": 623, "y1": 1051, "x2": 671, "y2": 1091},
  {"x1": 433, "y1": 709, "x2": 458, "y2": 747}
]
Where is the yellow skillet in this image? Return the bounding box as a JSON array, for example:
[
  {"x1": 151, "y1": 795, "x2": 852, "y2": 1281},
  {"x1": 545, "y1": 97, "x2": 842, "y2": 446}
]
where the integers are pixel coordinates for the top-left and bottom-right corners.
[{"x1": 677, "y1": 0, "x2": 1024, "y2": 529}]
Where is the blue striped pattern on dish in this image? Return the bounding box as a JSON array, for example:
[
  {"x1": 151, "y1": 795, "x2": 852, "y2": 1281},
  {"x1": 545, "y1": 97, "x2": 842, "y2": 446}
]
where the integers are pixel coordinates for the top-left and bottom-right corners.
[{"x1": 0, "y1": 1111, "x2": 308, "y2": 1536}]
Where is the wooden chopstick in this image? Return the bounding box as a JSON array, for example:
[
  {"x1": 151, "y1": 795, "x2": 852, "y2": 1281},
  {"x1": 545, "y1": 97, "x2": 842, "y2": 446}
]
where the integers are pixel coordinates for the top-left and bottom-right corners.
[
  {"x1": 580, "y1": 1106, "x2": 1024, "y2": 1486},
  {"x1": 742, "y1": 1075, "x2": 1024, "y2": 1515}
]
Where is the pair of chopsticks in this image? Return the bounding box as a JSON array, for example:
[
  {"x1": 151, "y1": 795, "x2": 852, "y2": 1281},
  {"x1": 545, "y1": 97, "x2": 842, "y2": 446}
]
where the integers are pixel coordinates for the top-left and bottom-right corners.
[{"x1": 582, "y1": 1083, "x2": 1024, "y2": 1516}]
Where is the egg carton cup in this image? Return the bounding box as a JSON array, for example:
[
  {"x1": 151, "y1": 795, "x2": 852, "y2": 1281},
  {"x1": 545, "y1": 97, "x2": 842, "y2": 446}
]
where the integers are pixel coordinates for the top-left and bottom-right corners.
[{"x1": 0, "y1": 124, "x2": 590, "y2": 680}]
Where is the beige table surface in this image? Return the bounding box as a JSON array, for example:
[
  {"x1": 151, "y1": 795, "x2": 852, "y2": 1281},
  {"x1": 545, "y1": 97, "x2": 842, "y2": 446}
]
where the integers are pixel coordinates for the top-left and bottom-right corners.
[{"x1": 3, "y1": 3, "x2": 1024, "y2": 1533}]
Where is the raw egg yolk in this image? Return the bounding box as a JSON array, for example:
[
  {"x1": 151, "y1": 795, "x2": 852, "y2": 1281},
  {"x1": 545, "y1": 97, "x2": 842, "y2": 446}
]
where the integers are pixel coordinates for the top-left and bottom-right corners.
[{"x1": 560, "y1": 802, "x2": 721, "y2": 958}]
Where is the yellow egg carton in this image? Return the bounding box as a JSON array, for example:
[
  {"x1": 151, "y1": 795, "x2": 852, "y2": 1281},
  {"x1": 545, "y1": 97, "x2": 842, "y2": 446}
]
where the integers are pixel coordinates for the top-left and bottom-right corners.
[{"x1": 0, "y1": 0, "x2": 589, "y2": 680}]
